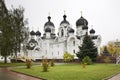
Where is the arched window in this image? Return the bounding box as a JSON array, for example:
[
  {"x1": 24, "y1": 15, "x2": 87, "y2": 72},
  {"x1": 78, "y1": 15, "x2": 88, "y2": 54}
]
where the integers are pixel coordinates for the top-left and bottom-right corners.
[
  {"x1": 61, "y1": 29, "x2": 64, "y2": 36},
  {"x1": 73, "y1": 50, "x2": 75, "y2": 53},
  {"x1": 73, "y1": 41, "x2": 75, "y2": 46}
]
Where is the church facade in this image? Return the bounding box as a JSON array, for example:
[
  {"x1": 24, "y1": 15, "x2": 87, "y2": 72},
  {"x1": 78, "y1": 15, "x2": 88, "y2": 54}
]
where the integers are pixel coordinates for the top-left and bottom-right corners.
[{"x1": 22, "y1": 13, "x2": 101, "y2": 60}]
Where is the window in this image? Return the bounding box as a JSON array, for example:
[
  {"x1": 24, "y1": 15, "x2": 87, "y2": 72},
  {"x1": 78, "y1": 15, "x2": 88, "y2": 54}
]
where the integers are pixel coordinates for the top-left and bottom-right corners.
[
  {"x1": 73, "y1": 50, "x2": 75, "y2": 53},
  {"x1": 61, "y1": 29, "x2": 64, "y2": 36},
  {"x1": 73, "y1": 41, "x2": 75, "y2": 46}
]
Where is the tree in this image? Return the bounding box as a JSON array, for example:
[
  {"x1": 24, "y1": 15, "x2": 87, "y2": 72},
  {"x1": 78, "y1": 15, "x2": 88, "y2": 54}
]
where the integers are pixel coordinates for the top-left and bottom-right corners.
[
  {"x1": 82, "y1": 56, "x2": 92, "y2": 65},
  {"x1": 102, "y1": 46, "x2": 111, "y2": 56},
  {"x1": 0, "y1": 0, "x2": 28, "y2": 63},
  {"x1": 0, "y1": 0, "x2": 14, "y2": 63},
  {"x1": 100, "y1": 46, "x2": 105, "y2": 54},
  {"x1": 76, "y1": 34, "x2": 98, "y2": 62},
  {"x1": 107, "y1": 42, "x2": 115, "y2": 56},
  {"x1": 9, "y1": 7, "x2": 28, "y2": 60},
  {"x1": 107, "y1": 41, "x2": 120, "y2": 56},
  {"x1": 63, "y1": 51, "x2": 74, "y2": 63}
]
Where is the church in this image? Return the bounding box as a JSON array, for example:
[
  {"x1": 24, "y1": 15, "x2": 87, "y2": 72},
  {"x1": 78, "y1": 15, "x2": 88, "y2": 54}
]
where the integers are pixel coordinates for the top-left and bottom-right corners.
[{"x1": 21, "y1": 13, "x2": 101, "y2": 61}]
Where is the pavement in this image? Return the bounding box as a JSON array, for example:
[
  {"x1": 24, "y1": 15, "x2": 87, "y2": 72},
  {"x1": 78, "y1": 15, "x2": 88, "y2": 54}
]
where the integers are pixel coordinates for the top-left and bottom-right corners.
[
  {"x1": 107, "y1": 73, "x2": 120, "y2": 80},
  {"x1": 0, "y1": 68, "x2": 42, "y2": 80}
]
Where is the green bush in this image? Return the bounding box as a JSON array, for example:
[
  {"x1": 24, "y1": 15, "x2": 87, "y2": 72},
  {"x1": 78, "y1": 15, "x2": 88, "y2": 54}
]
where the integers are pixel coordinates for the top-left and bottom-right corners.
[
  {"x1": 104, "y1": 57, "x2": 111, "y2": 64},
  {"x1": 26, "y1": 59, "x2": 32, "y2": 69},
  {"x1": 82, "y1": 56, "x2": 92, "y2": 65},
  {"x1": 50, "y1": 59, "x2": 55, "y2": 67},
  {"x1": 42, "y1": 58, "x2": 49, "y2": 72}
]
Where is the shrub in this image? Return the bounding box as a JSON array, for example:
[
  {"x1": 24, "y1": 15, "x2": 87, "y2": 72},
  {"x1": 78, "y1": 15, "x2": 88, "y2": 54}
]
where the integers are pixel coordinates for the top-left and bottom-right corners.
[
  {"x1": 82, "y1": 56, "x2": 92, "y2": 65},
  {"x1": 63, "y1": 51, "x2": 74, "y2": 63},
  {"x1": 50, "y1": 58, "x2": 55, "y2": 67},
  {"x1": 42, "y1": 58, "x2": 49, "y2": 72},
  {"x1": 104, "y1": 57, "x2": 111, "y2": 64},
  {"x1": 82, "y1": 63, "x2": 87, "y2": 68},
  {"x1": 26, "y1": 59, "x2": 32, "y2": 69}
]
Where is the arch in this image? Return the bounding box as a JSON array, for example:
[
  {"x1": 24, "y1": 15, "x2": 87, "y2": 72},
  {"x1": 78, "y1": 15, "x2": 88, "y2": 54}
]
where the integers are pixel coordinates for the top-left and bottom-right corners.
[
  {"x1": 67, "y1": 36, "x2": 77, "y2": 43},
  {"x1": 61, "y1": 29, "x2": 64, "y2": 37},
  {"x1": 34, "y1": 46, "x2": 41, "y2": 51}
]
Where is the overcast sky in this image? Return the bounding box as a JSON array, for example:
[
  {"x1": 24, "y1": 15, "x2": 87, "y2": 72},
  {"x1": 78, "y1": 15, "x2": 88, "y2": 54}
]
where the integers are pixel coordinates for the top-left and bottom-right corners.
[{"x1": 5, "y1": 0, "x2": 120, "y2": 46}]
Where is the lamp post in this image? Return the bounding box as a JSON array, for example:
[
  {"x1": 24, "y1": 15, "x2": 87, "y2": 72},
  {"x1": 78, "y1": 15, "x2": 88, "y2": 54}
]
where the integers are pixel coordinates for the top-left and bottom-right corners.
[{"x1": 115, "y1": 39, "x2": 119, "y2": 65}]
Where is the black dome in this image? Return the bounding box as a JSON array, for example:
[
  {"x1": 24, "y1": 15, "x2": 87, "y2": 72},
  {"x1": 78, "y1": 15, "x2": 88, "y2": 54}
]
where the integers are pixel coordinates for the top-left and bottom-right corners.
[
  {"x1": 30, "y1": 30, "x2": 35, "y2": 35},
  {"x1": 76, "y1": 16, "x2": 88, "y2": 27},
  {"x1": 36, "y1": 31, "x2": 41, "y2": 36},
  {"x1": 82, "y1": 25, "x2": 88, "y2": 30},
  {"x1": 45, "y1": 27, "x2": 51, "y2": 32},
  {"x1": 60, "y1": 15, "x2": 70, "y2": 25},
  {"x1": 90, "y1": 29, "x2": 95, "y2": 34},
  {"x1": 29, "y1": 39, "x2": 37, "y2": 43},
  {"x1": 69, "y1": 28, "x2": 74, "y2": 33},
  {"x1": 44, "y1": 16, "x2": 55, "y2": 27}
]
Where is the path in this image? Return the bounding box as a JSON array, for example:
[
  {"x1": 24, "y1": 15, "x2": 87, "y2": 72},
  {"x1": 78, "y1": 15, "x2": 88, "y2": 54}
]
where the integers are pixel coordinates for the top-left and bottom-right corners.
[
  {"x1": 107, "y1": 73, "x2": 120, "y2": 80},
  {"x1": 0, "y1": 68, "x2": 42, "y2": 80}
]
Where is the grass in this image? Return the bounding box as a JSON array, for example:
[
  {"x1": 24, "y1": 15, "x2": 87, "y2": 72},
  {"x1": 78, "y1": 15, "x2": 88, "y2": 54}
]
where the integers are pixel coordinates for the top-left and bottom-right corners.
[
  {"x1": 0, "y1": 62, "x2": 40, "y2": 67},
  {"x1": 0, "y1": 63, "x2": 26, "y2": 67},
  {"x1": 12, "y1": 63, "x2": 120, "y2": 80}
]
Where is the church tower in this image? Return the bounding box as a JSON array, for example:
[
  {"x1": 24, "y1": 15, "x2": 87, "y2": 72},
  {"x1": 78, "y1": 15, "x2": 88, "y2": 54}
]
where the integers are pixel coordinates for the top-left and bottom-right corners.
[
  {"x1": 44, "y1": 15, "x2": 55, "y2": 39},
  {"x1": 76, "y1": 12, "x2": 88, "y2": 36},
  {"x1": 58, "y1": 12, "x2": 70, "y2": 38}
]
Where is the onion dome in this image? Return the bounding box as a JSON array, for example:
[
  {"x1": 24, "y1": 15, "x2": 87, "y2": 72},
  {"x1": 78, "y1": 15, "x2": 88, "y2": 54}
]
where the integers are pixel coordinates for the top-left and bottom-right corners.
[
  {"x1": 76, "y1": 16, "x2": 88, "y2": 27},
  {"x1": 36, "y1": 31, "x2": 41, "y2": 36},
  {"x1": 82, "y1": 25, "x2": 88, "y2": 30},
  {"x1": 60, "y1": 14, "x2": 70, "y2": 25},
  {"x1": 90, "y1": 28, "x2": 95, "y2": 34},
  {"x1": 91, "y1": 36, "x2": 98, "y2": 39},
  {"x1": 69, "y1": 28, "x2": 74, "y2": 33},
  {"x1": 30, "y1": 30, "x2": 35, "y2": 35},
  {"x1": 44, "y1": 16, "x2": 54, "y2": 27},
  {"x1": 45, "y1": 27, "x2": 51, "y2": 32},
  {"x1": 29, "y1": 39, "x2": 37, "y2": 43}
]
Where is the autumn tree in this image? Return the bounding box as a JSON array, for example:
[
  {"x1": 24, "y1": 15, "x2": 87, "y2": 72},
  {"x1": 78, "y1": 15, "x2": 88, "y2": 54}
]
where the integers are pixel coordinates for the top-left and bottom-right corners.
[
  {"x1": 107, "y1": 41, "x2": 116, "y2": 56},
  {"x1": 63, "y1": 51, "x2": 74, "y2": 63}
]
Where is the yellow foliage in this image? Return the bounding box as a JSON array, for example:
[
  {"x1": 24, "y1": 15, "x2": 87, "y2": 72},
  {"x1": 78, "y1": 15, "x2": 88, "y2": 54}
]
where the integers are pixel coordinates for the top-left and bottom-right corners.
[
  {"x1": 105, "y1": 41, "x2": 120, "y2": 56},
  {"x1": 100, "y1": 46, "x2": 105, "y2": 53},
  {"x1": 107, "y1": 42, "x2": 116, "y2": 55},
  {"x1": 63, "y1": 51, "x2": 74, "y2": 63},
  {"x1": 118, "y1": 46, "x2": 120, "y2": 54}
]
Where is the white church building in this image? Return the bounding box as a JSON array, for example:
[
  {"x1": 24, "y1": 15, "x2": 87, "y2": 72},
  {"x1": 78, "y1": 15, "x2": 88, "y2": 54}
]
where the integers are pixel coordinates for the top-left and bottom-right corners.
[{"x1": 21, "y1": 13, "x2": 101, "y2": 61}]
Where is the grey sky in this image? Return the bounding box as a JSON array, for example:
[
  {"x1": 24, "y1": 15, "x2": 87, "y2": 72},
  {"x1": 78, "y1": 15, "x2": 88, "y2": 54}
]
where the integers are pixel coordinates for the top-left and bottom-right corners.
[{"x1": 5, "y1": 0, "x2": 120, "y2": 46}]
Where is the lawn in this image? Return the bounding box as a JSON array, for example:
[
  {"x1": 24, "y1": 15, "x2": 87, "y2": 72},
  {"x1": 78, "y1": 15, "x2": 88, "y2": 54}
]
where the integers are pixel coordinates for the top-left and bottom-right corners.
[
  {"x1": 12, "y1": 63, "x2": 120, "y2": 80},
  {"x1": 0, "y1": 63, "x2": 26, "y2": 67},
  {"x1": 0, "y1": 62, "x2": 40, "y2": 67}
]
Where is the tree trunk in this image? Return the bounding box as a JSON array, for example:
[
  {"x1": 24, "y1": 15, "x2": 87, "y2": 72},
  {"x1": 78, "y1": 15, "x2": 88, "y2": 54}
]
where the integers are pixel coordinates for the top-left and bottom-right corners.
[
  {"x1": 15, "y1": 48, "x2": 17, "y2": 62},
  {"x1": 4, "y1": 56, "x2": 7, "y2": 63}
]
